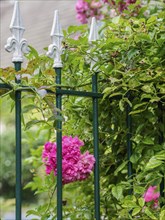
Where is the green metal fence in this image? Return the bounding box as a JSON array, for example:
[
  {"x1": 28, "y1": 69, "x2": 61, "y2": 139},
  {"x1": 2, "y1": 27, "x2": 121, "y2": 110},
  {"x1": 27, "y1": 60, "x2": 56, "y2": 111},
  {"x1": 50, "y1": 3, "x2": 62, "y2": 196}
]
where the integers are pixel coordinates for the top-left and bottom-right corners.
[{"x1": 0, "y1": 1, "x2": 164, "y2": 220}]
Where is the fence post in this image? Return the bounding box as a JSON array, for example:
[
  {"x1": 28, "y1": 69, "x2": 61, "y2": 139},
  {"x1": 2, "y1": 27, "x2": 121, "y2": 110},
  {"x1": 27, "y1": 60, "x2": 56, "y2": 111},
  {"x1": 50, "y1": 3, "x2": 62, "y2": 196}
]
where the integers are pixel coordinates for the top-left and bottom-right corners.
[
  {"x1": 5, "y1": 1, "x2": 29, "y2": 219},
  {"x1": 47, "y1": 10, "x2": 63, "y2": 219},
  {"x1": 89, "y1": 18, "x2": 100, "y2": 220}
]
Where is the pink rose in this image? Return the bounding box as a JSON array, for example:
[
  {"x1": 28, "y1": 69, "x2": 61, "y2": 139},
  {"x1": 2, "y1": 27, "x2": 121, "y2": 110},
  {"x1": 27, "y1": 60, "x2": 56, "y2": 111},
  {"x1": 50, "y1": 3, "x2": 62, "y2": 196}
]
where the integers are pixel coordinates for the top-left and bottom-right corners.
[
  {"x1": 42, "y1": 136, "x2": 95, "y2": 184},
  {"x1": 143, "y1": 185, "x2": 160, "y2": 209}
]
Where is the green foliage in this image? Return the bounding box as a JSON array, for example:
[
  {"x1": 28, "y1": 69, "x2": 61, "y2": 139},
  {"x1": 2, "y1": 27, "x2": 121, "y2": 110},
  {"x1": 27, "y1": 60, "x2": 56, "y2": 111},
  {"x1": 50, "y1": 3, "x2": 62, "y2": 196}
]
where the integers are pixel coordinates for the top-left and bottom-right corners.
[{"x1": 0, "y1": 4, "x2": 165, "y2": 219}]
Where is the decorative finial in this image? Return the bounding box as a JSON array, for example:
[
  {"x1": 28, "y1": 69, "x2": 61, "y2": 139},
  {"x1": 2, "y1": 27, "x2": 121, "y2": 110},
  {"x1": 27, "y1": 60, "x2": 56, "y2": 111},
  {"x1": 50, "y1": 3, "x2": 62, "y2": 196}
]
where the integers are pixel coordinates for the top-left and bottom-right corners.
[
  {"x1": 5, "y1": 1, "x2": 29, "y2": 63},
  {"x1": 88, "y1": 17, "x2": 99, "y2": 70},
  {"x1": 88, "y1": 17, "x2": 99, "y2": 43},
  {"x1": 47, "y1": 10, "x2": 64, "y2": 68}
]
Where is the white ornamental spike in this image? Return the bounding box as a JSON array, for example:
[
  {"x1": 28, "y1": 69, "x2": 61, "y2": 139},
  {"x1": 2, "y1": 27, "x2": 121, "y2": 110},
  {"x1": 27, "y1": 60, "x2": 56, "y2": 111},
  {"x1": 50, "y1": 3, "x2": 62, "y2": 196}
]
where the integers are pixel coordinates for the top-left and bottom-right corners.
[
  {"x1": 47, "y1": 10, "x2": 64, "y2": 68},
  {"x1": 88, "y1": 17, "x2": 99, "y2": 70},
  {"x1": 5, "y1": 1, "x2": 29, "y2": 62},
  {"x1": 88, "y1": 17, "x2": 99, "y2": 43}
]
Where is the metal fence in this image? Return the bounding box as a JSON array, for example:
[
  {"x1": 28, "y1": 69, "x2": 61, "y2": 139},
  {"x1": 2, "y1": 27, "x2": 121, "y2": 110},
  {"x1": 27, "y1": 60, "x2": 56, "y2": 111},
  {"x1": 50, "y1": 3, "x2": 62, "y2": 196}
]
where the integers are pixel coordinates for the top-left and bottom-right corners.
[{"x1": 0, "y1": 1, "x2": 164, "y2": 220}]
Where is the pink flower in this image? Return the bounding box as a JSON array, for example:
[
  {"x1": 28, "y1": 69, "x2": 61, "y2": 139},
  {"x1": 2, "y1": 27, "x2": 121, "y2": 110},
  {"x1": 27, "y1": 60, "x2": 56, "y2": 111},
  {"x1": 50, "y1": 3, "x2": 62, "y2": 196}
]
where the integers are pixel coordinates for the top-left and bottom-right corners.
[
  {"x1": 76, "y1": 13, "x2": 88, "y2": 24},
  {"x1": 126, "y1": 0, "x2": 136, "y2": 4},
  {"x1": 143, "y1": 186, "x2": 160, "y2": 208},
  {"x1": 75, "y1": 0, "x2": 103, "y2": 24},
  {"x1": 91, "y1": 0, "x2": 102, "y2": 9},
  {"x1": 42, "y1": 136, "x2": 95, "y2": 184},
  {"x1": 143, "y1": 186, "x2": 160, "y2": 203},
  {"x1": 76, "y1": 0, "x2": 89, "y2": 12},
  {"x1": 118, "y1": 2, "x2": 127, "y2": 12}
]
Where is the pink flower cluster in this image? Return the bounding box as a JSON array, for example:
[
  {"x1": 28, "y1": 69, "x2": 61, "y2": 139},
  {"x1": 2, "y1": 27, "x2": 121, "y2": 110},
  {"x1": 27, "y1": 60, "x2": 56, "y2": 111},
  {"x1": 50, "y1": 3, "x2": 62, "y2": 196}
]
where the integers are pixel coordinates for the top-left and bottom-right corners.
[
  {"x1": 42, "y1": 136, "x2": 95, "y2": 184},
  {"x1": 75, "y1": 0, "x2": 138, "y2": 23},
  {"x1": 143, "y1": 186, "x2": 160, "y2": 208},
  {"x1": 75, "y1": 0, "x2": 103, "y2": 24}
]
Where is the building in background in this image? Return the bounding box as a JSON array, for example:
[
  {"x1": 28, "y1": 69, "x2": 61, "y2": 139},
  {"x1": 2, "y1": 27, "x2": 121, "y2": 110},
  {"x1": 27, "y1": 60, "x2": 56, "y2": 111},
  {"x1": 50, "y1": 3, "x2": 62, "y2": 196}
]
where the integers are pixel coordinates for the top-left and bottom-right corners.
[{"x1": 0, "y1": 0, "x2": 78, "y2": 67}]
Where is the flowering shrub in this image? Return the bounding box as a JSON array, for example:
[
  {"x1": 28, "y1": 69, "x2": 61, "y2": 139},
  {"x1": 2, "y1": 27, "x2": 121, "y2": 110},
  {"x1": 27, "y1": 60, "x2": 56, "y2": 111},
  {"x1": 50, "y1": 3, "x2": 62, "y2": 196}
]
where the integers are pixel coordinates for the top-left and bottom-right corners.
[
  {"x1": 42, "y1": 136, "x2": 95, "y2": 184},
  {"x1": 75, "y1": 0, "x2": 138, "y2": 23},
  {"x1": 143, "y1": 186, "x2": 160, "y2": 208}
]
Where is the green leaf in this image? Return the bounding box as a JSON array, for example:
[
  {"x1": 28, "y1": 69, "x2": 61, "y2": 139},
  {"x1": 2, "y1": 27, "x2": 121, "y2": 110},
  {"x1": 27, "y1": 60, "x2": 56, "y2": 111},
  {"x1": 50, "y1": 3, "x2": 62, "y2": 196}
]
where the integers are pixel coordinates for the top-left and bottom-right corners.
[
  {"x1": 22, "y1": 104, "x2": 39, "y2": 113},
  {"x1": 119, "y1": 100, "x2": 125, "y2": 112},
  {"x1": 145, "y1": 157, "x2": 163, "y2": 170},
  {"x1": 102, "y1": 87, "x2": 112, "y2": 99},
  {"x1": 114, "y1": 161, "x2": 128, "y2": 176},
  {"x1": 127, "y1": 48, "x2": 139, "y2": 60},
  {"x1": 122, "y1": 195, "x2": 138, "y2": 208},
  {"x1": 147, "y1": 16, "x2": 157, "y2": 24},
  {"x1": 130, "y1": 108, "x2": 146, "y2": 115},
  {"x1": 141, "y1": 93, "x2": 152, "y2": 100},
  {"x1": 112, "y1": 16, "x2": 120, "y2": 24},
  {"x1": 26, "y1": 209, "x2": 41, "y2": 217},
  {"x1": 132, "y1": 207, "x2": 141, "y2": 216},
  {"x1": 141, "y1": 84, "x2": 155, "y2": 94},
  {"x1": 144, "y1": 207, "x2": 157, "y2": 219},
  {"x1": 109, "y1": 92, "x2": 123, "y2": 98},
  {"x1": 133, "y1": 102, "x2": 148, "y2": 110},
  {"x1": 134, "y1": 186, "x2": 144, "y2": 195},
  {"x1": 154, "y1": 150, "x2": 165, "y2": 161},
  {"x1": 160, "y1": 210, "x2": 165, "y2": 220},
  {"x1": 28, "y1": 45, "x2": 39, "y2": 58},
  {"x1": 25, "y1": 119, "x2": 46, "y2": 129},
  {"x1": 112, "y1": 185, "x2": 123, "y2": 200},
  {"x1": 136, "y1": 33, "x2": 151, "y2": 42},
  {"x1": 142, "y1": 137, "x2": 154, "y2": 145},
  {"x1": 130, "y1": 153, "x2": 141, "y2": 163},
  {"x1": 138, "y1": 198, "x2": 145, "y2": 207}
]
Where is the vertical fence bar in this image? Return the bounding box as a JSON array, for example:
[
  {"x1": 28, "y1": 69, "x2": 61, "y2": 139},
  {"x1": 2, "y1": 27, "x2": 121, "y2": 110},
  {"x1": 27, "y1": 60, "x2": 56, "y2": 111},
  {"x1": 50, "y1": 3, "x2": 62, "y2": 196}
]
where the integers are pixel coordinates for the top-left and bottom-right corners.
[
  {"x1": 89, "y1": 17, "x2": 100, "y2": 219},
  {"x1": 4, "y1": 2, "x2": 29, "y2": 219},
  {"x1": 126, "y1": 92, "x2": 133, "y2": 195},
  {"x1": 158, "y1": 102, "x2": 164, "y2": 205},
  {"x1": 92, "y1": 73, "x2": 100, "y2": 220},
  {"x1": 47, "y1": 10, "x2": 63, "y2": 219},
  {"x1": 55, "y1": 67, "x2": 63, "y2": 219},
  {"x1": 14, "y1": 62, "x2": 22, "y2": 220}
]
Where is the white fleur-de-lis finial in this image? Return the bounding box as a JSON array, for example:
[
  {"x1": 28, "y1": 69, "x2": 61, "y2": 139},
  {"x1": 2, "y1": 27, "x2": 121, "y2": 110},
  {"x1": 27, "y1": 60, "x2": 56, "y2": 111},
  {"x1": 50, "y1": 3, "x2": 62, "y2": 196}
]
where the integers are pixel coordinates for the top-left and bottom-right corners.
[
  {"x1": 5, "y1": 1, "x2": 29, "y2": 62},
  {"x1": 47, "y1": 10, "x2": 64, "y2": 68},
  {"x1": 88, "y1": 17, "x2": 99, "y2": 70}
]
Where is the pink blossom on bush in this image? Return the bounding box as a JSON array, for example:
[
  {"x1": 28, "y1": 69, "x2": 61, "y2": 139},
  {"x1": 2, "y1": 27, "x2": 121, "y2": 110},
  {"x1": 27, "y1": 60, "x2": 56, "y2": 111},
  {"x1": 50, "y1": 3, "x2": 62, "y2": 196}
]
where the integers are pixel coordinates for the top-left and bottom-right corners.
[
  {"x1": 143, "y1": 186, "x2": 160, "y2": 208},
  {"x1": 75, "y1": 0, "x2": 103, "y2": 24},
  {"x1": 75, "y1": 0, "x2": 139, "y2": 23},
  {"x1": 126, "y1": 0, "x2": 136, "y2": 4},
  {"x1": 42, "y1": 136, "x2": 95, "y2": 184}
]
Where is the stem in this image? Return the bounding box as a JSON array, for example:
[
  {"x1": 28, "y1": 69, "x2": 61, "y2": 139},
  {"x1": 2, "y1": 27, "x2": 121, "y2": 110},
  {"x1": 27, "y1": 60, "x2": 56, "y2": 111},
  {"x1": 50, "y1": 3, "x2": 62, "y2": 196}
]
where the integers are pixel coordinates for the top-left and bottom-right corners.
[{"x1": 45, "y1": 184, "x2": 57, "y2": 215}]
